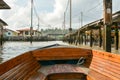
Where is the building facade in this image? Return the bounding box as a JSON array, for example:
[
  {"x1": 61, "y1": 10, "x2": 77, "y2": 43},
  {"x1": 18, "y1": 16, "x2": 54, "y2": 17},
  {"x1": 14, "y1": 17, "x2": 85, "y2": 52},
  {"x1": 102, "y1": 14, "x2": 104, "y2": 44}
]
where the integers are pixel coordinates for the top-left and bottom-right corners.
[{"x1": 16, "y1": 28, "x2": 41, "y2": 41}]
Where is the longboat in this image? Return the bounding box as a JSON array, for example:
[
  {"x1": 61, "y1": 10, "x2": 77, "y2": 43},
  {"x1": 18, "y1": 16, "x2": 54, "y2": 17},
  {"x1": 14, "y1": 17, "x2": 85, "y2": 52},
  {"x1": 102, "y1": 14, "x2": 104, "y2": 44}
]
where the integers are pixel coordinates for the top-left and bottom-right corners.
[{"x1": 0, "y1": 44, "x2": 120, "y2": 80}]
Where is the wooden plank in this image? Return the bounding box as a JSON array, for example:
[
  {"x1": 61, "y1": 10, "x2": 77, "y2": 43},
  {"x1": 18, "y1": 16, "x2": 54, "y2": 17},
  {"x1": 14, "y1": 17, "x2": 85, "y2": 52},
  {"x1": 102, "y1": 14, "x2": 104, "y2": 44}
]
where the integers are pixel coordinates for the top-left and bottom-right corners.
[
  {"x1": 0, "y1": 51, "x2": 41, "y2": 80},
  {"x1": 86, "y1": 75, "x2": 94, "y2": 80},
  {"x1": 32, "y1": 48, "x2": 92, "y2": 59},
  {"x1": 92, "y1": 50, "x2": 120, "y2": 64},
  {"x1": 24, "y1": 66, "x2": 41, "y2": 80},
  {"x1": 90, "y1": 63, "x2": 120, "y2": 80},
  {"x1": 0, "y1": 52, "x2": 32, "y2": 75},
  {"x1": 28, "y1": 72, "x2": 46, "y2": 80},
  {"x1": 92, "y1": 57, "x2": 120, "y2": 74},
  {"x1": 17, "y1": 62, "x2": 39, "y2": 80},
  {"x1": 32, "y1": 48, "x2": 92, "y2": 68},
  {"x1": 88, "y1": 50, "x2": 120, "y2": 80},
  {"x1": 32, "y1": 48, "x2": 92, "y2": 60},
  {"x1": 38, "y1": 64, "x2": 85, "y2": 76},
  {"x1": 0, "y1": 56, "x2": 34, "y2": 79},
  {"x1": 88, "y1": 70, "x2": 113, "y2": 80}
]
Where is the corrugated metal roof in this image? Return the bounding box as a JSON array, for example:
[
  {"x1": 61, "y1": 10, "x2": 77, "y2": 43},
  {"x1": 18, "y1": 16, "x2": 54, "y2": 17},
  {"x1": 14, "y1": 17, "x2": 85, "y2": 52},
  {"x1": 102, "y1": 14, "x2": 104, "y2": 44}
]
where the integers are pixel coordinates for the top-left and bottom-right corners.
[
  {"x1": 0, "y1": 18, "x2": 8, "y2": 26},
  {"x1": 17, "y1": 28, "x2": 37, "y2": 31},
  {"x1": 0, "y1": 0, "x2": 10, "y2": 9}
]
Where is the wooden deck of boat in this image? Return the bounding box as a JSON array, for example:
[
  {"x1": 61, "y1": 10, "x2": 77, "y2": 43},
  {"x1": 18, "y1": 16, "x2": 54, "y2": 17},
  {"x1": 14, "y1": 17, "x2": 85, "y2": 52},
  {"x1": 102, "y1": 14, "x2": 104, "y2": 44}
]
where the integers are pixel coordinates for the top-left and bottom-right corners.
[
  {"x1": 39, "y1": 64, "x2": 89, "y2": 75},
  {"x1": 29, "y1": 64, "x2": 89, "y2": 80}
]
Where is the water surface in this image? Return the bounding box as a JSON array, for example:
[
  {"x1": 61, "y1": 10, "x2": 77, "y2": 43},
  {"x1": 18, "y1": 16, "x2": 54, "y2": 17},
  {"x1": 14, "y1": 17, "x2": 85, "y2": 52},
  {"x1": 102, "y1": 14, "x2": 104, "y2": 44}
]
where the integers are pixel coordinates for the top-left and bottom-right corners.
[{"x1": 0, "y1": 41, "x2": 68, "y2": 63}]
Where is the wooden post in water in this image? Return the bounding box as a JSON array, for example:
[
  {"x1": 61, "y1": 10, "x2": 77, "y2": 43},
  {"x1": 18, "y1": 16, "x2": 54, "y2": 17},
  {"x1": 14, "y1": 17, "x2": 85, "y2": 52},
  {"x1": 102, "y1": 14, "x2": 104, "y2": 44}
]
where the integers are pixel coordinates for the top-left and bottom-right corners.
[
  {"x1": 79, "y1": 34, "x2": 81, "y2": 45},
  {"x1": 99, "y1": 27, "x2": 102, "y2": 47},
  {"x1": 90, "y1": 29, "x2": 93, "y2": 47},
  {"x1": 81, "y1": 33, "x2": 84, "y2": 45},
  {"x1": 114, "y1": 22, "x2": 119, "y2": 50},
  {"x1": 84, "y1": 32, "x2": 87, "y2": 45},
  {"x1": 98, "y1": 22, "x2": 102, "y2": 47},
  {"x1": 103, "y1": 0, "x2": 112, "y2": 52},
  {"x1": 0, "y1": 26, "x2": 3, "y2": 45},
  {"x1": 79, "y1": 32, "x2": 81, "y2": 45}
]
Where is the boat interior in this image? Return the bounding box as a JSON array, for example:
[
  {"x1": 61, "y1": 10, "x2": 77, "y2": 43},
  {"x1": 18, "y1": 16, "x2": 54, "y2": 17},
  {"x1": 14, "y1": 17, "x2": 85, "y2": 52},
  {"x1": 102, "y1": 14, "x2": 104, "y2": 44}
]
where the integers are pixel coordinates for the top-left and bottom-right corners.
[{"x1": 0, "y1": 44, "x2": 120, "y2": 80}]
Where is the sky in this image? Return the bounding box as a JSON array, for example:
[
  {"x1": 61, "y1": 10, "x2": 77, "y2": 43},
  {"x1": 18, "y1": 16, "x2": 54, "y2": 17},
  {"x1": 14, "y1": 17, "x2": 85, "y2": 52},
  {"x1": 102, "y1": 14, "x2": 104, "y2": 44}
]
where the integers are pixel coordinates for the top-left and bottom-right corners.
[{"x1": 0, "y1": 0, "x2": 120, "y2": 30}]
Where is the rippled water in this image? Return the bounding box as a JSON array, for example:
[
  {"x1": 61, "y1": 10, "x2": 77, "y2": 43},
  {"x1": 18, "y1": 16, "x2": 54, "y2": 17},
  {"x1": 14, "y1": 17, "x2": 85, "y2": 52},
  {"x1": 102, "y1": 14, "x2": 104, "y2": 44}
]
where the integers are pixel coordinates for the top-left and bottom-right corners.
[{"x1": 0, "y1": 41, "x2": 68, "y2": 63}]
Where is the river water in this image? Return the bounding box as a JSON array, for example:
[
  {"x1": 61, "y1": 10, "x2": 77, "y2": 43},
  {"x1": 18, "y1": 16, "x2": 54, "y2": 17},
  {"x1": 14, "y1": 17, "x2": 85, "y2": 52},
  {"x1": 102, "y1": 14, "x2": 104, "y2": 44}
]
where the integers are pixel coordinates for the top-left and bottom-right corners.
[{"x1": 0, "y1": 41, "x2": 68, "y2": 63}]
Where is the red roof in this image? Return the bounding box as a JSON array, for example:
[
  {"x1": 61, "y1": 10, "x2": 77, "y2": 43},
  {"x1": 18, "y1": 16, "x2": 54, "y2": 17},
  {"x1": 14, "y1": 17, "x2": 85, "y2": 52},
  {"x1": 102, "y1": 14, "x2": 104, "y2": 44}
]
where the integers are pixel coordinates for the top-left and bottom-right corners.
[{"x1": 17, "y1": 28, "x2": 37, "y2": 31}]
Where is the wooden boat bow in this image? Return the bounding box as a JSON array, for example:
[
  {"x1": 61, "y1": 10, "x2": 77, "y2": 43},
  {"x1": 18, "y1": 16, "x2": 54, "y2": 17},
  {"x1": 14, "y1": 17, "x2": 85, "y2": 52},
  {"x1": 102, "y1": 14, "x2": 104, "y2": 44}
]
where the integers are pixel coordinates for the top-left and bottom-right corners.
[{"x1": 0, "y1": 44, "x2": 120, "y2": 80}]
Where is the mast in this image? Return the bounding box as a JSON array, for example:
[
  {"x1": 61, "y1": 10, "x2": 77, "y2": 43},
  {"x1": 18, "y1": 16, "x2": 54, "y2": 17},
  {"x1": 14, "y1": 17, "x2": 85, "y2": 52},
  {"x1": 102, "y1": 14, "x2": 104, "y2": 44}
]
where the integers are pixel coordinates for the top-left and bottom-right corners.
[{"x1": 30, "y1": 0, "x2": 33, "y2": 43}]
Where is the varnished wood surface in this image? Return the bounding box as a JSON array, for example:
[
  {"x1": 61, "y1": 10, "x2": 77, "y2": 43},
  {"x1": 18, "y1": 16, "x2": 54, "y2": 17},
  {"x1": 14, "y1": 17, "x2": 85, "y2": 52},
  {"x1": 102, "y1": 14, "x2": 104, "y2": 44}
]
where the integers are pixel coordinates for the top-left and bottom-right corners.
[
  {"x1": 37, "y1": 64, "x2": 88, "y2": 80},
  {"x1": 46, "y1": 73, "x2": 86, "y2": 80},
  {"x1": 0, "y1": 45, "x2": 120, "y2": 80},
  {"x1": 88, "y1": 50, "x2": 120, "y2": 80},
  {"x1": 38, "y1": 64, "x2": 86, "y2": 75},
  {"x1": 32, "y1": 47, "x2": 92, "y2": 60},
  {"x1": 0, "y1": 52, "x2": 40, "y2": 80},
  {"x1": 32, "y1": 47, "x2": 93, "y2": 67}
]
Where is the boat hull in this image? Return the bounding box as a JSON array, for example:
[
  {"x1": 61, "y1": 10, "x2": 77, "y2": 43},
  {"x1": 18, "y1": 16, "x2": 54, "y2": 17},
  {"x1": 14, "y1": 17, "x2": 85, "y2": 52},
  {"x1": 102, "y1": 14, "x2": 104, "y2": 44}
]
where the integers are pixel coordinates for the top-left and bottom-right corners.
[{"x1": 0, "y1": 44, "x2": 120, "y2": 80}]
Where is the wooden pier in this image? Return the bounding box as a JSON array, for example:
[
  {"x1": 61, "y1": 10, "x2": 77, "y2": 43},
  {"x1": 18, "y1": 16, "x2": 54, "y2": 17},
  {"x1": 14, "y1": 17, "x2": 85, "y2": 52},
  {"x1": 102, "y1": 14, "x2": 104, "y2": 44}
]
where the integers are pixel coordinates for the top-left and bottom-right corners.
[{"x1": 64, "y1": 10, "x2": 120, "y2": 53}]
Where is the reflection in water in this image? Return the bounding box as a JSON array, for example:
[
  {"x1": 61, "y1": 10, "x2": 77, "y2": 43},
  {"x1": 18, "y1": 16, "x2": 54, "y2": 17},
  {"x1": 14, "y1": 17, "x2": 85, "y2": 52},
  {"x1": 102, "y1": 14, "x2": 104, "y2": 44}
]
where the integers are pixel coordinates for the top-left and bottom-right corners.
[{"x1": 0, "y1": 41, "x2": 68, "y2": 63}]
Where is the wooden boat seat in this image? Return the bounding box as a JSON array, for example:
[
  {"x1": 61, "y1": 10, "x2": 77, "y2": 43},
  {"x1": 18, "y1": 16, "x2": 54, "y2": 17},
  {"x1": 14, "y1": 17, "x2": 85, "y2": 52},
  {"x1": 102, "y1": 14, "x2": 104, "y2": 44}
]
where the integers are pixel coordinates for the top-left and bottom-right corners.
[{"x1": 0, "y1": 52, "x2": 41, "y2": 80}]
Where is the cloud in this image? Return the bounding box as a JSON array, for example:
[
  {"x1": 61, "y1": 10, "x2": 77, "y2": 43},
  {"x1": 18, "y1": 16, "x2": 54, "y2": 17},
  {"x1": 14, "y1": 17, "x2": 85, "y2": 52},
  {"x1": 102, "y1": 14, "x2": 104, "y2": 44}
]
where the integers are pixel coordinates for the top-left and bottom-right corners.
[
  {"x1": 39, "y1": 0, "x2": 67, "y2": 28},
  {"x1": 0, "y1": 0, "x2": 31, "y2": 30},
  {"x1": 0, "y1": 0, "x2": 120, "y2": 30},
  {"x1": 39, "y1": 0, "x2": 104, "y2": 29}
]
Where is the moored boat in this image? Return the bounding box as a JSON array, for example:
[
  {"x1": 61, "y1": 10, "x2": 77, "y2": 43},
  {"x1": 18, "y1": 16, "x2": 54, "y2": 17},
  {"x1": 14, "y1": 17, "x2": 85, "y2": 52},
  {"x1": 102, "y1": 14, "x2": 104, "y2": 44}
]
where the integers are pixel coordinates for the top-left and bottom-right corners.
[{"x1": 0, "y1": 44, "x2": 120, "y2": 80}]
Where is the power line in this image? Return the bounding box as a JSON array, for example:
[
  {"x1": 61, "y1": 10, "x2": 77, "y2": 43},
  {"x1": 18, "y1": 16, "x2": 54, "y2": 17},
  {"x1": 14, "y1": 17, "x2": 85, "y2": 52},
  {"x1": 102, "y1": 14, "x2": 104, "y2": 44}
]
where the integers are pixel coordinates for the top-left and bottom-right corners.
[
  {"x1": 64, "y1": 0, "x2": 70, "y2": 14},
  {"x1": 33, "y1": 6, "x2": 39, "y2": 19},
  {"x1": 62, "y1": 0, "x2": 70, "y2": 31},
  {"x1": 73, "y1": 0, "x2": 102, "y2": 18},
  {"x1": 86, "y1": 1, "x2": 102, "y2": 13}
]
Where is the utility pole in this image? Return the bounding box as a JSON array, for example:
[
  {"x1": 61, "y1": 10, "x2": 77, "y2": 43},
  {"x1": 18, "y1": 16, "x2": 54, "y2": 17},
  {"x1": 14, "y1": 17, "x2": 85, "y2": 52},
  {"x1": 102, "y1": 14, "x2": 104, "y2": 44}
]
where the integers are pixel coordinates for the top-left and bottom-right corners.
[
  {"x1": 69, "y1": 0, "x2": 72, "y2": 33},
  {"x1": 103, "y1": 0, "x2": 112, "y2": 52},
  {"x1": 69, "y1": 0, "x2": 72, "y2": 43},
  {"x1": 63, "y1": 12, "x2": 66, "y2": 36},
  {"x1": 30, "y1": 0, "x2": 33, "y2": 43},
  {"x1": 37, "y1": 17, "x2": 40, "y2": 31},
  {"x1": 62, "y1": 12, "x2": 66, "y2": 38},
  {"x1": 81, "y1": 12, "x2": 83, "y2": 27},
  {"x1": 37, "y1": 17, "x2": 40, "y2": 37}
]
